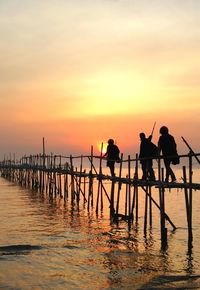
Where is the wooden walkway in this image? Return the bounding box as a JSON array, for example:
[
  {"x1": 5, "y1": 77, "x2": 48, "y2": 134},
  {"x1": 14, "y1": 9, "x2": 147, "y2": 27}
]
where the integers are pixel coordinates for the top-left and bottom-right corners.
[{"x1": 0, "y1": 149, "x2": 199, "y2": 249}]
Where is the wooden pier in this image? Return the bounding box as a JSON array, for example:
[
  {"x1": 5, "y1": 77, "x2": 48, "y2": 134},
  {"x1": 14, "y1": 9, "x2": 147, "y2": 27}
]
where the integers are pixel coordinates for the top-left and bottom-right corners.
[{"x1": 0, "y1": 147, "x2": 199, "y2": 249}]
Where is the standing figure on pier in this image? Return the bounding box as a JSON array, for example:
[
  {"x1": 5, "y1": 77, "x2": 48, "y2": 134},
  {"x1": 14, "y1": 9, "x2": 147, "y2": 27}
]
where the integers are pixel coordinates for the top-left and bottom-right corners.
[
  {"x1": 158, "y1": 126, "x2": 178, "y2": 182},
  {"x1": 139, "y1": 133, "x2": 156, "y2": 181},
  {"x1": 103, "y1": 139, "x2": 120, "y2": 176}
]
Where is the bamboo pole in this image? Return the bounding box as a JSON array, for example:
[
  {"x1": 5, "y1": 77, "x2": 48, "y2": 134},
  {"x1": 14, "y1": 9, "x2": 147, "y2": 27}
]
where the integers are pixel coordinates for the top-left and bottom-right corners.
[
  {"x1": 100, "y1": 180, "x2": 103, "y2": 211},
  {"x1": 88, "y1": 146, "x2": 93, "y2": 211},
  {"x1": 161, "y1": 168, "x2": 167, "y2": 248},
  {"x1": 83, "y1": 169, "x2": 86, "y2": 204},
  {"x1": 182, "y1": 136, "x2": 200, "y2": 165},
  {"x1": 53, "y1": 155, "x2": 57, "y2": 197},
  {"x1": 131, "y1": 185, "x2": 136, "y2": 222},
  {"x1": 128, "y1": 155, "x2": 131, "y2": 219},
  {"x1": 96, "y1": 143, "x2": 103, "y2": 214},
  {"x1": 70, "y1": 155, "x2": 75, "y2": 203},
  {"x1": 125, "y1": 178, "x2": 128, "y2": 216},
  {"x1": 135, "y1": 154, "x2": 139, "y2": 222},
  {"x1": 183, "y1": 166, "x2": 190, "y2": 230},
  {"x1": 64, "y1": 162, "x2": 69, "y2": 201},
  {"x1": 49, "y1": 153, "x2": 53, "y2": 196},
  {"x1": 188, "y1": 154, "x2": 193, "y2": 244},
  {"x1": 116, "y1": 153, "x2": 123, "y2": 218},
  {"x1": 58, "y1": 155, "x2": 63, "y2": 198},
  {"x1": 79, "y1": 156, "x2": 83, "y2": 202},
  {"x1": 149, "y1": 186, "x2": 152, "y2": 227},
  {"x1": 46, "y1": 155, "x2": 50, "y2": 194},
  {"x1": 110, "y1": 180, "x2": 115, "y2": 219},
  {"x1": 42, "y1": 137, "x2": 46, "y2": 193},
  {"x1": 144, "y1": 185, "x2": 148, "y2": 236}
]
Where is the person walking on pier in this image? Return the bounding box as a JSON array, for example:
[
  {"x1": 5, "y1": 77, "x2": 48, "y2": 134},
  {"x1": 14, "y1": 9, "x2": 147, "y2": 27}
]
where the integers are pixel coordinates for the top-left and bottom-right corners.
[
  {"x1": 139, "y1": 133, "x2": 156, "y2": 181},
  {"x1": 158, "y1": 126, "x2": 178, "y2": 182},
  {"x1": 103, "y1": 139, "x2": 120, "y2": 176}
]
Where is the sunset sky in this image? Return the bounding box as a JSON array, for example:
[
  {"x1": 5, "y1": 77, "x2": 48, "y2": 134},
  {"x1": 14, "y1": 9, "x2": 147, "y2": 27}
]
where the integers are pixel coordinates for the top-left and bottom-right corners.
[{"x1": 0, "y1": 0, "x2": 200, "y2": 159}]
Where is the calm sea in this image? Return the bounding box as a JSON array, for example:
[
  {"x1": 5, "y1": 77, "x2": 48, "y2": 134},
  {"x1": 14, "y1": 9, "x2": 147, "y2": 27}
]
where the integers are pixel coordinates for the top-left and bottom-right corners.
[{"x1": 0, "y1": 167, "x2": 200, "y2": 289}]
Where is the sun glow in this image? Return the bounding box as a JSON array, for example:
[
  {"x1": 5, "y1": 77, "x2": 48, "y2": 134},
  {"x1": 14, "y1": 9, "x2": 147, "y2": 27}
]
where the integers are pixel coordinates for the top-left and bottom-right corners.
[
  {"x1": 98, "y1": 142, "x2": 107, "y2": 155},
  {"x1": 81, "y1": 70, "x2": 150, "y2": 115}
]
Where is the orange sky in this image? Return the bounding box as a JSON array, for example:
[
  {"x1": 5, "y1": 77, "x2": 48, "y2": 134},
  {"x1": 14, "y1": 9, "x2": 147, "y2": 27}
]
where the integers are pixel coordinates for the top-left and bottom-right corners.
[{"x1": 0, "y1": 0, "x2": 200, "y2": 159}]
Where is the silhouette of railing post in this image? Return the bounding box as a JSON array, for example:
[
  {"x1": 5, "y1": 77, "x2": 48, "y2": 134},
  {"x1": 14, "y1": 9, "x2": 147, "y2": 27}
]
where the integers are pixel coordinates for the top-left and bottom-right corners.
[
  {"x1": 96, "y1": 143, "x2": 103, "y2": 215},
  {"x1": 183, "y1": 166, "x2": 190, "y2": 241},
  {"x1": 70, "y1": 155, "x2": 75, "y2": 204},
  {"x1": 134, "y1": 154, "x2": 139, "y2": 223},
  {"x1": 49, "y1": 153, "x2": 53, "y2": 196},
  {"x1": 64, "y1": 162, "x2": 69, "y2": 201},
  {"x1": 88, "y1": 146, "x2": 94, "y2": 211},
  {"x1": 116, "y1": 153, "x2": 123, "y2": 220},
  {"x1": 149, "y1": 185, "x2": 152, "y2": 227},
  {"x1": 58, "y1": 155, "x2": 62, "y2": 198},
  {"x1": 80, "y1": 156, "x2": 83, "y2": 202},
  {"x1": 128, "y1": 155, "x2": 131, "y2": 221},
  {"x1": 158, "y1": 153, "x2": 167, "y2": 248},
  {"x1": 144, "y1": 184, "x2": 148, "y2": 236},
  {"x1": 110, "y1": 179, "x2": 115, "y2": 219},
  {"x1": 188, "y1": 153, "x2": 193, "y2": 245}
]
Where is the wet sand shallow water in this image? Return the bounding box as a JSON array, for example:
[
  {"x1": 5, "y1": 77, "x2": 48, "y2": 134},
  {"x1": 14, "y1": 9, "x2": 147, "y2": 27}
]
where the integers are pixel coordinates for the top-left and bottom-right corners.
[{"x1": 0, "y1": 169, "x2": 200, "y2": 289}]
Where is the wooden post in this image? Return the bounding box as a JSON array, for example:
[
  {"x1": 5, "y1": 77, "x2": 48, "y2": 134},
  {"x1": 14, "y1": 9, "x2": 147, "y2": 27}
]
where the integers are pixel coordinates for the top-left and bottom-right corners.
[
  {"x1": 79, "y1": 156, "x2": 83, "y2": 203},
  {"x1": 110, "y1": 180, "x2": 115, "y2": 219},
  {"x1": 64, "y1": 162, "x2": 69, "y2": 201},
  {"x1": 83, "y1": 169, "x2": 86, "y2": 204},
  {"x1": 183, "y1": 166, "x2": 190, "y2": 231},
  {"x1": 160, "y1": 167, "x2": 167, "y2": 248},
  {"x1": 131, "y1": 185, "x2": 136, "y2": 222},
  {"x1": 49, "y1": 153, "x2": 53, "y2": 196},
  {"x1": 135, "y1": 154, "x2": 139, "y2": 222},
  {"x1": 100, "y1": 180, "x2": 103, "y2": 211},
  {"x1": 88, "y1": 146, "x2": 94, "y2": 211},
  {"x1": 188, "y1": 153, "x2": 193, "y2": 244},
  {"x1": 149, "y1": 186, "x2": 152, "y2": 227},
  {"x1": 42, "y1": 137, "x2": 46, "y2": 193},
  {"x1": 46, "y1": 155, "x2": 50, "y2": 194},
  {"x1": 125, "y1": 178, "x2": 128, "y2": 217},
  {"x1": 70, "y1": 155, "x2": 75, "y2": 204},
  {"x1": 116, "y1": 153, "x2": 123, "y2": 218},
  {"x1": 96, "y1": 143, "x2": 103, "y2": 214},
  {"x1": 128, "y1": 155, "x2": 131, "y2": 219},
  {"x1": 53, "y1": 155, "x2": 57, "y2": 197},
  {"x1": 39, "y1": 154, "x2": 42, "y2": 193},
  {"x1": 59, "y1": 155, "x2": 63, "y2": 198},
  {"x1": 144, "y1": 185, "x2": 148, "y2": 236}
]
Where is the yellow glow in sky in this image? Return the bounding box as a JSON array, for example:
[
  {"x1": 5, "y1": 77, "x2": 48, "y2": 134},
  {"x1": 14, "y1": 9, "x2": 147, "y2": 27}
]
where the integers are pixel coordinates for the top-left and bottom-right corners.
[
  {"x1": 0, "y1": 0, "x2": 200, "y2": 157},
  {"x1": 78, "y1": 70, "x2": 146, "y2": 116}
]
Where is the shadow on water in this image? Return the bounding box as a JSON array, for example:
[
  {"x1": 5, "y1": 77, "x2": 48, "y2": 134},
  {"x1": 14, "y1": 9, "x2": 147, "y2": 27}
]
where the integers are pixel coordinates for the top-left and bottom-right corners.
[
  {"x1": 139, "y1": 274, "x2": 200, "y2": 289},
  {"x1": 0, "y1": 244, "x2": 43, "y2": 256}
]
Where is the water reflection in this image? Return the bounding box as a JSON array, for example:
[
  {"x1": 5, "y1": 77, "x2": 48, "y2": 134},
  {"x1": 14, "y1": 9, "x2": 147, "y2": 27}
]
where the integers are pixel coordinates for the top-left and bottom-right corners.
[
  {"x1": 185, "y1": 246, "x2": 194, "y2": 275},
  {"x1": 1, "y1": 176, "x2": 200, "y2": 289}
]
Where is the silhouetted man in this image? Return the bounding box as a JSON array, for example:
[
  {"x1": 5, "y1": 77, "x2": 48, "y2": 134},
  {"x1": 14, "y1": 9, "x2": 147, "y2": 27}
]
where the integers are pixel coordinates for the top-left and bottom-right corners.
[
  {"x1": 139, "y1": 133, "x2": 156, "y2": 181},
  {"x1": 103, "y1": 139, "x2": 120, "y2": 176},
  {"x1": 158, "y1": 126, "x2": 177, "y2": 182}
]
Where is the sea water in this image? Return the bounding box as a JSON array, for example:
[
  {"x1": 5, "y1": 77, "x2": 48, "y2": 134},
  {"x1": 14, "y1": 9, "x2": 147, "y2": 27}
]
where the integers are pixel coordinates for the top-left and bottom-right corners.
[{"x1": 0, "y1": 167, "x2": 200, "y2": 289}]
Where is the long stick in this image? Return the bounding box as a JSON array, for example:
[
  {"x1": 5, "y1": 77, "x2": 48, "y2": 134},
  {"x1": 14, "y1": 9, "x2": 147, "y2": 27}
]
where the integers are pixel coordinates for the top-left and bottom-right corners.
[
  {"x1": 181, "y1": 136, "x2": 200, "y2": 165},
  {"x1": 151, "y1": 121, "x2": 156, "y2": 136}
]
